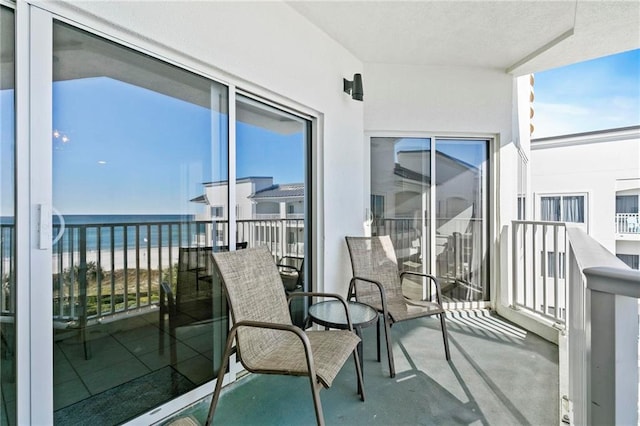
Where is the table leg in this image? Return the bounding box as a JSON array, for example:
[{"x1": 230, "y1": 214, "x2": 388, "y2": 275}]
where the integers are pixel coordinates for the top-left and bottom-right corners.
[{"x1": 354, "y1": 325, "x2": 364, "y2": 395}]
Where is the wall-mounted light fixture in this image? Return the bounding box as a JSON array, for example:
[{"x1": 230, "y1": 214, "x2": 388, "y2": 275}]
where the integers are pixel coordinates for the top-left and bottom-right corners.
[{"x1": 343, "y1": 73, "x2": 363, "y2": 101}]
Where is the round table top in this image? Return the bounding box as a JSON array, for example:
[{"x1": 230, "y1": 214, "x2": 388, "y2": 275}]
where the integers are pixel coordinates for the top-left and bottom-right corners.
[{"x1": 308, "y1": 300, "x2": 378, "y2": 329}]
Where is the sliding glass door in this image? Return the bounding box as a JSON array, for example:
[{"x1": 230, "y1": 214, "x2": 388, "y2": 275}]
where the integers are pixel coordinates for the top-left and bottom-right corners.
[
  {"x1": 235, "y1": 95, "x2": 311, "y2": 326},
  {"x1": 51, "y1": 21, "x2": 229, "y2": 424},
  {"x1": 6, "y1": 6, "x2": 315, "y2": 423},
  {"x1": 0, "y1": 5, "x2": 16, "y2": 425},
  {"x1": 370, "y1": 136, "x2": 489, "y2": 303}
]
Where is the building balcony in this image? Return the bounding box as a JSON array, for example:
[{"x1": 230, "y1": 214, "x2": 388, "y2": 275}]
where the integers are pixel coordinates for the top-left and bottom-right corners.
[
  {"x1": 253, "y1": 213, "x2": 305, "y2": 220},
  {"x1": 615, "y1": 213, "x2": 640, "y2": 240}
]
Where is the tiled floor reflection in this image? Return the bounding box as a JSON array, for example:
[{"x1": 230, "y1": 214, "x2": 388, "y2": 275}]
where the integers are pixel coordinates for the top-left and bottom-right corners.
[{"x1": 53, "y1": 308, "x2": 219, "y2": 424}]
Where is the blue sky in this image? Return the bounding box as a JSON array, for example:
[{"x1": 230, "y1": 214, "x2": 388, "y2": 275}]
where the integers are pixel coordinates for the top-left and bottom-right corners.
[
  {"x1": 532, "y1": 48, "x2": 640, "y2": 138},
  {"x1": 51, "y1": 77, "x2": 304, "y2": 215}
]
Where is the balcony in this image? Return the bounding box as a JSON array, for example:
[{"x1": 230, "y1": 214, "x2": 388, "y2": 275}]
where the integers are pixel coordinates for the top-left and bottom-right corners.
[
  {"x1": 2, "y1": 218, "x2": 637, "y2": 425},
  {"x1": 615, "y1": 213, "x2": 640, "y2": 240},
  {"x1": 162, "y1": 310, "x2": 559, "y2": 425}
]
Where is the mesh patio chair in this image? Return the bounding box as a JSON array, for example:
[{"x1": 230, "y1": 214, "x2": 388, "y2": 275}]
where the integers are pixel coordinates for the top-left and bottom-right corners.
[
  {"x1": 205, "y1": 245, "x2": 364, "y2": 426},
  {"x1": 345, "y1": 235, "x2": 451, "y2": 378}
]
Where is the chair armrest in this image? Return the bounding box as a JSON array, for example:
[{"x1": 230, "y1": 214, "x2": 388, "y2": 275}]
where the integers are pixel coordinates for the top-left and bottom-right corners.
[
  {"x1": 400, "y1": 271, "x2": 444, "y2": 305},
  {"x1": 348, "y1": 276, "x2": 389, "y2": 316},
  {"x1": 288, "y1": 292, "x2": 354, "y2": 330},
  {"x1": 277, "y1": 256, "x2": 303, "y2": 271},
  {"x1": 230, "y1": 319, "x2": 316, "y2": 372}
]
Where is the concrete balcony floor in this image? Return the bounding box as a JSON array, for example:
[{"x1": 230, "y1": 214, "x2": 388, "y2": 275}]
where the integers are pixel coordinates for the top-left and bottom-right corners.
[{"x1": 161, "y1": 310, "x2": 559, "y2": 425}]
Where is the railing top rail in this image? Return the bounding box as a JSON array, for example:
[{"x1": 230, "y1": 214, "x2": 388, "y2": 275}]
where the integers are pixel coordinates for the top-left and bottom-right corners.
[
  {"x1": 50, "y1": 218, "x2": 305, "y2": 228},
  {"x1": 566, "y1": 225, "x2": 629, "y2": 272},
  {"x1": 584, "y1": 266, "x2": 640, "y2": 298},
  {"x1": 512, "y1": 220, "x2": 567, "y2": 227},
  {"x1": 55, "y1": 219, "x2": 215, "y2": 228}
]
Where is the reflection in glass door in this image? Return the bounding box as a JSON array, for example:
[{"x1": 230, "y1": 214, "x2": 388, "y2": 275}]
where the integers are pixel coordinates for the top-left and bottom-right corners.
[
  {"x1": 370, "y1": 137, "x2": 489, "y2": 302},
  {"x1": 236, "y1": 95, "x2": 310, "y2": 326},
  {"x1": 51, "y1": 21, "x2": 228, "y2": 423},
  {"x1": 434, "y1": 139, "x2": 489, "y2": 302},
  {"x1": 0, "y1": 5, "x2": 16, "y2": 425}
]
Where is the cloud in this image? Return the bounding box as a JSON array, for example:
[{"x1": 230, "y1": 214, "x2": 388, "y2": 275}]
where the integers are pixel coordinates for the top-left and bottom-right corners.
[
  {"x1": 532, "y1": 97, "x2": 640, "y2": 138},
  {"x1": 534, "y1": 102, "x2": 589, "y2": 116},
  {"x1": 531, "y1": 49, "x2": 639, "y2": 138}
]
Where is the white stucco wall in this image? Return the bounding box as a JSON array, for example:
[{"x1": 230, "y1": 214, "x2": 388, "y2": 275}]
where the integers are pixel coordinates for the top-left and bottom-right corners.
[
  {"x1": 531, "y1": 129, "x2": 640, "y2": 253},
  {"x1": 52, "y1": 0, "x2": 365, "y2": 294}
]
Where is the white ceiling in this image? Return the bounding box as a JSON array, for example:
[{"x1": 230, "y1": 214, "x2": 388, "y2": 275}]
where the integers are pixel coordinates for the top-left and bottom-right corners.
[{"x1": 287, "y1": 0, "x2": 640, "y2": 75}]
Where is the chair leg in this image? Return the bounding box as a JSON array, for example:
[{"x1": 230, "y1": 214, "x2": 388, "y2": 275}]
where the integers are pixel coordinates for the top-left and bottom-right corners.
[
  {"x1": 440, "y1": 312, "x2": 451, "y2": 361},
  {"x1": 353, "y1": 348, "x2": 365, "y2": 401},
  {"x1": 376, "y1": 316, "x2": 381, "y2": 362},
  {"x1": 205, "y1": 334, "x2": 235, "y2": 426},
  {"x1": 308, "y1": 378, "x2": 325, "y2": 426},
  {"x1": 382, "y1": 315, "x2": 395, "y2": 378}
]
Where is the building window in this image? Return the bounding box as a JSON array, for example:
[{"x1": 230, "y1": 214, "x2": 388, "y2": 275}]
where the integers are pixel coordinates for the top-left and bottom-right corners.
[
  {"x1": 616, "y1": 195, "x2": 639, "y2": 214},
  {"x1": 211, "y1": 206, "x2": 224, "y2": 218},
  {"x1": 542, "y1": 251, "x2": 566, "y2": 278},
  {"x1": 371, "y1": 194, "x2": 385, "y2": 220},
  {"x1": 540, "y1": 194, "x2": 585, "y2": 223},
  {"x1": 617, "y1": 254, "x2": 639, "y2": 270},
  {"x1": 517, "y1": 196, "x2": 526, "y2": 220}
]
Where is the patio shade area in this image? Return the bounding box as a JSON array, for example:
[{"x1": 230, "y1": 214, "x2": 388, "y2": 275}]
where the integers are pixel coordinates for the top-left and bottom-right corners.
[{"x1": 160, "y1": 310, "x2": 558, "y2": 425}]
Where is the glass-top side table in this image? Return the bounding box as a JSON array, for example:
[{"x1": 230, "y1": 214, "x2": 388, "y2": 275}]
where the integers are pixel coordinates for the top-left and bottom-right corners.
[
  {"x1": 307, "y1": 300, "x2": 378, "y2": 390},
  {"x1": 308, "y1": 300, "x2": 378, "y2": 330}
]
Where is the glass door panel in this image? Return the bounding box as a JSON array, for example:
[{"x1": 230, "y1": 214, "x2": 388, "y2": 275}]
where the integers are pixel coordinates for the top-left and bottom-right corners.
[
  {"x1": 235, "y1": 95, "x2": 310, "y2": 326},
  {"x1": 0, "y1": 5, "x2": 16, "y2": 425},
  {"x1": 370, "y1": 137, "x2": 432, "y2": 300},
  {"x1": 434, "y1": 139, "x2": 489, "y2": 302},
  {"x1": 52, "y1": 21, "x2": 228, "y2": 424},
  {"x1": 370, "y1": 137, "x2": 489, "y2": 303}
]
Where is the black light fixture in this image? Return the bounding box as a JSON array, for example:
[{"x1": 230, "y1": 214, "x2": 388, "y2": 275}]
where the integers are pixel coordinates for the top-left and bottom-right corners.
[{"x1": 343, "y1": 73, "x2": 363, "y2": 101}]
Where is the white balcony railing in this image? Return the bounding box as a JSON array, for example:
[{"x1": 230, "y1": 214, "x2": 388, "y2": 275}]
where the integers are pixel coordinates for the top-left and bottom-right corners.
[
  {"x1": 513, "y1": 220, "x2": 639, "y2": 425},
  {"x1": 253, "y1": 213, "x2": 305, "y2": 220},
  {"x1": 511, "y1": 220, "x2": 568, "y2": 325},
  {"x1": 615, "y1": 213, "x2": 640, "y2": 234},
  {"x1": 565, "y1": 227, "x2": 639, "y2": 426}
]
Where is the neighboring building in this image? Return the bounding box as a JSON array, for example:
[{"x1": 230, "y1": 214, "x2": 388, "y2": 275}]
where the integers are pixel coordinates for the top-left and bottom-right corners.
[
  {"x1": 250, "y1": 182, "x2": 305, "y2": 219},
  {"x1": 191, "y1": 176, "x2": 274, "y2": 221},
  {"x1": 191, "y1": 177, "x2": 305, "y2": 253},
  {"x1": 530, "y1": 125, "x2": 640, "y2": 269},
  {"x1": 192, "y1": 176, "x2": 304, "y2": 221}
]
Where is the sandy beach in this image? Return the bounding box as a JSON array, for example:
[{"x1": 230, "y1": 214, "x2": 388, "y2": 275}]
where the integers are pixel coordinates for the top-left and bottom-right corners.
[{"x1": 52, "y1": 246, "x2": 181, "y2": 274}]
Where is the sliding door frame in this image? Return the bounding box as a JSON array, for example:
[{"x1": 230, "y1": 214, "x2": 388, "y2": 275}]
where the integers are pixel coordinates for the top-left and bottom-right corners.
[
  {"x1": 14, "y1": 2, "x2": 322, "y2": 424},
  {"x1": 365, "y1": 131, "x2": 496, "y2": 310}
]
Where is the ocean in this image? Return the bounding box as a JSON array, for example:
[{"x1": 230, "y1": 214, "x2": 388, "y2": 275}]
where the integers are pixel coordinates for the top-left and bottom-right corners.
[
  {"x1": 54, "y1": 214, "x2": 201, "y2": 253},
  {"x1": 1, "y1": 214, "x2": 207, "y2": 257}
]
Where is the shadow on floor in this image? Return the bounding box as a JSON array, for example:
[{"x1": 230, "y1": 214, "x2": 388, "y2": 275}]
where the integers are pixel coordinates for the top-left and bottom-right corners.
[{"x1": 159, "y1": 310, "x2": 559, "y2": 425}]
